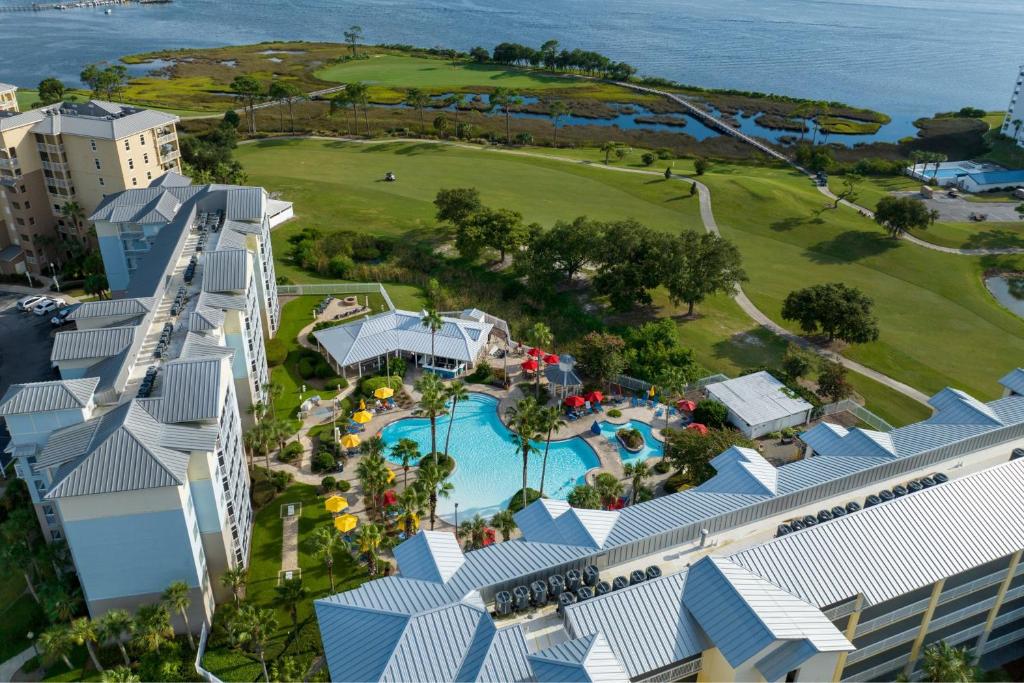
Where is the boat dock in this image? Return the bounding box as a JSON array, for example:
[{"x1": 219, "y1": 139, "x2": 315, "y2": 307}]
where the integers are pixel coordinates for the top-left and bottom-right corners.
[{"x1": 0, "y1": 0, "x2": 170, "y2": 12}]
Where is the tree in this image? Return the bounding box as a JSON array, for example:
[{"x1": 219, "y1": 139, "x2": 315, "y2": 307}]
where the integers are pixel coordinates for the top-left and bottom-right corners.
[
  {"x1": 781, "y1": 342, "x2": 815, "y2": 381},
  {"x1": 517, "y1": 216, "x2": 597, "y2": 288},
  {"x1": 491, "y1": 87, "x2": 521, "y2": 143},
  {"x1": 161, "y1": 580, "x2": 195, "y2": 650},
  {"x1": 921, "y1": 641, "x2": 974, "y2": 683},
  {"x1": 567, "y1": 483, "x2": 601, "y2": 509},
  {"x1": 592, "y1": 220, "x2": 669, "y2": 311},
  {"x1": 420, "y1": 309, "x2": 444, "y2": 371},
  {"x1": 656, "y1": 367, "x2": 690, "y2": 427},
  {"x1": 38, "y1": 77, "x2": 65, "y2": 105},
  {"x1": 817, "y1": 360, "x2": 853, "y2": 402},
  {"x1": 594, "y1": 472, "x2": 624, "y2": 508},
  {"x1": 600, "y1": 141, "x2": 622, "y2": 164},
  {"x1": 623, "y1": 461, "x2": 650, "y2": 505},
  {"x1": 614, "y1": 145, "x2": 630, "y2": 162},
  {"x1": 781, "y1": 282, "x2": 880, "y2": 343},
  {"x1": 98, "y1": 609, "x2": 134, "y2": 667},
  {"x1": 231, "y1": 605, "x2": 277, "y2": 683},
  {"x1": 506, "y1": 397, "x2": 542, "y2": 511},
  {"x1": 1016, "y1": 203, "x2": 1024, "y2": 220},
  {"x1": 663, "y1": 231, "x2": 747, "y2": 316},
  {"x1": 526, "y1": 322, "x2": 553, "y2": 398},
  {"x1": 434, "y1": 187, "x2": 482, "y2": 226},
  {"x1": 230, "y1": 75, "x2": 262, "y2": 134},
  {"x1": 433, "y1": 114, "x2": 450, "y2": 137},
  {"x1": 355, "y1": 522, "x2": 385, "y2": 575},
  {"x1": 311, "y1": 526, "x2": 347, "y2": 593},
  {"x1": 102, "y1": 667, "x2": 140, "y2": 683},
  {"x1": 457, "y1": 513, "x2": 488, "y2": 550},
  {"x1": 470, "y1": 207, "x2": 527, "y2": 262},
  {"x1": 490, "y1": 509, "x2": 517, "y2": 541},
  {"x1": 405, "y1": 88, "x2": 431, "y2": 133},
  {"x1": 330, "y1": 89, "x2": 359, "y2": 134},
  {"x1": 397, "y1": 484, "x2": 428, "y2": 537},
  {"x1": 665, "y1": 165, "x2": 673, "y2": 180},
  {"x1": 268, "y1": 80, "x2": 302, "y2": 132},
  {"x1": 131, "y1": 604, "x2": 173, "y2": 654},
  {"x1": 0, "y1": 508, "x2": 44, "y2": 604},
  {"x1": 345, "y1": 81, "x2": 370, "y2": 135},
  {"x1": 874, "y1": 195, "x2": 933, "y2": 238},
  {"x1": 443, "y1": 380, "x2": 470, "y2": 459},
  {"x1": 693, "y1": 399, "x2": 728, "y2": 428},
  {"x1": 70, "y1": 617, "x2": 104, "y2": 674},
  {"x1": 275, "y1": 577, "x2": 308, "y2": 634},
  {"x1": 1012, "y1": 118, "x2": 1023, "y2": 142},
  {"x1": 470, "y1": 46, "x2": 490, "y2": 63},
  {"x1": 355, "y1": 443, "x2": 389, "y2": 520},
  {"x1": 414, "y1": 371, "x2": 446, "y2": 462},
  {"x1": 417, "y1": 462, "x2": 454, "y2": 531},
  {"x1": 623, "y1": 319, "x2": 699, "y2": 383},
  {"x1": 574, "y1": 332, "x2": 626, "y2": 388},
  {"x1": 548, "y1": 100, "x2": 570, "y2": 146},
  {"x1": 391, "y1": 438, "x2": 421, "y2": 489},
  {"x1": 663, "y1": 427, "x2": 754, "y2": 485},
  {"x1": 40, "y1": 580, "x2": 81, "y2": 623},
  {"x1": 535, "y1": 406, "x2": 566, "y2": 497},
  {"x1": 220, "y1": 565, "x2": 247, "y2": 604},
  {"x1": 343, "y1": 25, "x2": 364, "y2": 57},
  {"x1": 39, "y1": 624, "x2": 74, "y2": 671},
  {"x1": 694, "y1": 157, "x2": 708, "y2": 175},
  {"x1": 832, "y1": 173, "x2": 863, "y2": 209}
]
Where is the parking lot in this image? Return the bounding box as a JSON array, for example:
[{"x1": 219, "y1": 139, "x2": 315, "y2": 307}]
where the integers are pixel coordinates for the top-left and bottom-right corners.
[
  {"x1": 897, "y1": 191, "x2": 1024, "y2": 222},
  {"x1": 0, "y1": 292, "x2": 60, "y2": 398}
]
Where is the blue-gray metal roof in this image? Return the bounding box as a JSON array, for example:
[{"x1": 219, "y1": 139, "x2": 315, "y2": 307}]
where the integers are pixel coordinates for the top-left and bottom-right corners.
[
  {"x1": 394, "y1": 531, "x2": 466, "y2": 584},
  {"x1": 0, "y1": 378, "x2": 97, "y2": 415},
  {"x1": 700, "y1": 446, "x2": 778, "y2": 496},
  {"x1": 51, "y1": 326, "x2": 136, "y2": 362},
  {"x1": 514, "y1": 499, "x2": 620, "y2": 549},
  {"x1": 529, "y1": 633, "x2": 629, "y2": 683},
  {"x1": 69, "y1": 298, "x2": 154, "y2": 321},
  {"x1": 999, "y1": 368, "x2": 1024, "y2": 396},
  {"x1": 474, "y1": 625, "x2": 532, "y2": 683},
  {"x1": 202, "y1": 249, "x2": 249, "y2": 293},
  {"x1": 225, "y1": 187, "x2": 264, "y2": 221},
  {"x1": 927, "y1": 387, "x2": 1002, "y2": 426},
  {"x1": 756, "y1": 639, "x2": 819, "y2": 682},
  {"x1": 29, "y1": 100, "x2": 177, "y2": 140},
  {"x1": 158, "y1": 358, "x2": 224, "y2": 423}
]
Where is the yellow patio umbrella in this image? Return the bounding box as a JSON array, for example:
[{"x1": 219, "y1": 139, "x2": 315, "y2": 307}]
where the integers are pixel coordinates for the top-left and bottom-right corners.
[
  {"x1": 648, "y1": 386, "x2": 656, "y2": 398},
  {"x1": 374, "y1": 386, "x2": 394, "y2": 399},
  {"x1": 386, "y1": 469, "x2": 396, "y2": 484},
  {"x1": 334, "y1": 514, "x2": 358, "y2": 533},
  {"x1": 340, "y1": 433, "x2": 361, "y2": 449},
  {"x1": 359, "y1": 399, "x2": 366, "y2": 410},
  {"x1": 352, "y1": 410, "x2": 373, "y2": 424},
  {"x1": 324, "y1": 495, "x2": 349, "y2": 513}
]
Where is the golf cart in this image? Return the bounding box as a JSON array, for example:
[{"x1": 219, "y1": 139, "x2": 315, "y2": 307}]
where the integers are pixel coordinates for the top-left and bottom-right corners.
[{"x1": 384, "y1": 171, "x2": 396, "y2": 182}]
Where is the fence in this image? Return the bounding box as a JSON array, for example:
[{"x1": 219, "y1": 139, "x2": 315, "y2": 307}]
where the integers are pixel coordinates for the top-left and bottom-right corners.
[
  {"x1": 277, "y1": 282, "x2": 395, "y2": 311},
  {"x1": 816, "y1": 398, "x2": 895, "y2": 432},
  {"x1": 611, "y1": 372, "x2": 729, "y2": 395},
  {"x1": 194, "y1": 624, "x2": 224, "y2": 683}
]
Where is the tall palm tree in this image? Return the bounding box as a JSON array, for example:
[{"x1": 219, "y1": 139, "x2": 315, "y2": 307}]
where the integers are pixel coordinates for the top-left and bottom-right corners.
[
  {"x1": 657, "y1": 368, "x2": 689, "y2": 428},
  {"x1": 344, "y1": 81, "x2": 369, "y2": 135},
  {"x1": 102, "y1": 666, "x2": 140, "y2": 682},
  {"x1": 623, "y1": 461, "x2": 650, "y2": 505},
  {"x1": 490, "y1": 509, "x2": 517, "y2": 541},
  {"x1": 397, "y1": 484, "x2": 428, "y2": 537},
  {"x1": 535, "y1": 406, "x2": 566, "y2": 498},
  {"x1": 1013, "y1": 118, "x2": 1023, "y2": 141},
  {"x1": 414, "y1": 372, "x2": 446, "y2": 463},
  {"x1": 265, "y1": 382, "x2": 284, "y2": 420},
  {"x1": 330, "y1": 89, "x2": 358, "y2": 135},
  {"x1": 60, "y1": 201, "x2": 86, "y2": 241},
  {"x1": 355, "y1": 449, "x2": 389, "y2": 520},
  {"x1": 356, "y1": 522, "x2": 385, "y2": 575},
  {"x1": 97, "y1": 609, "x2": 134, "y2": 667},
  {"x1": 405, "y1": 88, "x2": 431, "y2": 133},
  {"x1": 417, "y1": 463, "x2": 454, "y2": 530},
  {"x1": 311, "y1": 526, "x2": 347, "y2": 593},
  {"x1": 442, "y1": 380, "x2": 469, "y2": 459},
  {"x1": 41, "y1": 580, "x2": 81, "y2": 623},
  {"x1": 161, "y1": 580, "x2": 195, "y2": 650},
  {"x1": 275, "y1": 577, "x2": 307, "y2": 634},
  {"x1": 131, "y1": 604, "x2": 173, "y2": 654},
  {"x1": 548, "y1": 101, "x2": 570, "y2": 146},
  {"x1": 69, "y1": 617, "x2": 104, "y2": 674},
  {"x1": 420, "y1": 308, "x2": 444, "y2": 369},
  {"x1": 526, "y1": 322, "x2": 553, "y2": 400},
  {"x1": 38, "y1": 624, "x2": 74, "y2": 671},
  {"x1": 506, "y1": 397, "x2": 542, "y2": 511},
  {"x1": 444, "y1": 94, "x2": 462, "y2": 134},
  {"x1": 391, "y1": 438, "x2": 420, "y2": 489},
  {"x1": 921, "y1": 641, "x2": 974, "y2": 683},
  {"x1": 232, "y1": 605, "x2": 277, "y2": 683},
  {"x1": 594, "y1": 473, "x2": 625, "y2": 509},
  {"x1": 491, "y1": 87, "x2": 521, "y2": 143},
  {"x1": 220, "y1": 565, "x2": 247, "y2": 604},
  {"x1": 457, "y1": 513, "x2": 488, "y2": 550}
]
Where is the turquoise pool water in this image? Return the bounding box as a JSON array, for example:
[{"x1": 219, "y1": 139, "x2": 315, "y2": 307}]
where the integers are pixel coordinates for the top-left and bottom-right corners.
[
  {"x1": 597, "y1": 419, "x2": 664, "y2": 465},
  {"x1": 380, "y1": 393, "x2": 600, "y2": 520}
]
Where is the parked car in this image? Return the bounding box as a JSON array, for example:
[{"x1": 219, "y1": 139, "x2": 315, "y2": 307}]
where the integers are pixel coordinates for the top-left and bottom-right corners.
[
  {"x1": 16, "y1": 295, "x2": 45, "y2": 311},
  {"x1": 50, "y1": 303, "x2": 80, "y2": 327},
  {"x1": 32, "y1": 297, "x2": 65, "y2": 316}
]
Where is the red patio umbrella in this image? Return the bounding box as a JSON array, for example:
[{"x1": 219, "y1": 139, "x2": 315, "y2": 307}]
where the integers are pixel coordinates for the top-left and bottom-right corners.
[
  {"x1": 527, "y1": 347, "x2": 543, "y2": 358},
  {"x1": 583, "y1": 390, "x2": 604, "y2": 404},
  {"x1": 543, "y1": 353, "x2": 560, "y2": 365},
  {"x1": 521, "y1": 359, "x2": 539, "y2": 372},
  {"x1": 686, "y1": 423, "x2": 709, "y2": 435},
  {"x1": 382, "y1": 489, "x2": 398, "y2": 506},
  {"x1": 564, "y1": 395, "x2": 585, "y2": 408},
  {"x1": 677, "y1": 399, "x2": 696, "y2": 412}
]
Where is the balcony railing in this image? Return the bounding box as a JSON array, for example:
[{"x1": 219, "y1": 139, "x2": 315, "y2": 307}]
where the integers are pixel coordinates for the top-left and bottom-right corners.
[
  {"x1": 0, "y1": 157, "x2": 18, "y2": 170},
  {"x1": 156, "y1": 131, "x2": 176, "y2": 146},
  {"x1": 36, "y1": 142, "x2": 64, "y2": 156},
  {"x1": 41, "y1": 160, "x2": 68, "y2": 173},
  {"x1": 160, "y1": 149, "x2": 181, "y2": 163}
]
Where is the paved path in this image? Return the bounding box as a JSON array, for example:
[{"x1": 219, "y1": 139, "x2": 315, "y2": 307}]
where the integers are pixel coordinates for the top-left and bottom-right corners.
[
  {"x1": 0, "y1": 647, "x2": 35, "y2": 681},
  {"x1": 281, "y1": 513, "x2": 299, "y2": 573}
]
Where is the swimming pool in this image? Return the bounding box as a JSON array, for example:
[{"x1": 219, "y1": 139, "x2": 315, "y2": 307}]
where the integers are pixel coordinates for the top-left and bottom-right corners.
[
  {"x1": 596, "y1": 419, "x2": 664, "y2": 465},
  {"x1": 380, "y1": 393, "x2": 600, "y2": 521}
]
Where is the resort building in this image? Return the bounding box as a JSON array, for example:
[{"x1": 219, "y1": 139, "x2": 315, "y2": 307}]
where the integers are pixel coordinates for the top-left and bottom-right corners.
[
  {"x1": 0, "y1": 83, "x2": 17, "y2": 113},
  {"x1": 0, "y1": 173, "x2": 289, "y2": 630},
  {"x1": 1002, "y1": 65, "x2": 1024, "y2": 149},
  {"x1": 314, "y1": 307, "x2": 509, "y2": 379},
  {"x1": 704, "y1": 371, "x2": 813, "y2": 438},
  {"x1": 0, "y1": 98, "x2": 181, "y2": 274},
  {"x1": 316, "y1": 371, "x2": 1024, "y2": 682}
]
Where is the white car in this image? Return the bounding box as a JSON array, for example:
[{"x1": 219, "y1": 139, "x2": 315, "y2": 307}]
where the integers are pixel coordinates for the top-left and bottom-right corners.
[
  {"x1": 16, "y1": 295, "x2": 45, "y2": 311},
  {"x1": 32, "y1": 298, "x2": 64, "y2": 316}
]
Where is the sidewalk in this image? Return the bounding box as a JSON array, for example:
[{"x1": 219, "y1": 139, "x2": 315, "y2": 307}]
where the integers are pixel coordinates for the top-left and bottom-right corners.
[{"x1": 0, "y1": 646, "x2": 35, "y2": 682}]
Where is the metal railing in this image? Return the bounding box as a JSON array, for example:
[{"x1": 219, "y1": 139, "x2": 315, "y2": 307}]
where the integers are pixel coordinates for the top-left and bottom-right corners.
[
  {"x1": 610, "y1": 372, "x2": 728, "y2": 395},
  {"x1": 193, "y1": 624, "x2": 224, "y2": 683},
  {"x1": 276, "y1": 281, "x2": 395, "y2": 311},
  {"x1": 816, "y1": 398, "x2": 895, "y2": 432}
]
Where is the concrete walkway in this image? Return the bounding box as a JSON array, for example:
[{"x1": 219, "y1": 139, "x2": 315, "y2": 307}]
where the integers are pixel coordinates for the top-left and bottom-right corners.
[
  {"x1": 0, "y1": 646, "x2": 35, "y2": 681},
  {"x1": 281, "y1": 513, "x2": 299, "y2": 574}
]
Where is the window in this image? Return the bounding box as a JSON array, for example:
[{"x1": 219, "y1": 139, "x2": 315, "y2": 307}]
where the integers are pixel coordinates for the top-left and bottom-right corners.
[
  {"x1": 124, "y1": 139, "x2": 130, "y2": 151},
  {"x1": 128, "y1": 158, "x2": 134, "y2": 170},
  {"x1": 143, "y1": 153, "x2": 149, "y2": 164},
  {"x1": 93, "y1": 158, "x2": 101, "y2": 170},
  {"x1": 98, "y1": 177, "x2": 105, "y2": 187},
  {"x1": 10, "y1": 201, "x2": 19, "y2": 209},
  {"x1": 15, "y1": 218, "x2": 24, "y2": 226},
  {"x1": 23, "y1": 200, "x2": 29, "y2": 209},
  {"x1": 131, "y1": 177, "x2": 138, "y2": 186},
  {"x1": 89, "y1": 139, "x2": 96, "y2": 151},
  {"x1": 50, "y1": 529, "x2": 62, "y2": 540},
  {"x1": 28, "y1": 217, "x2": 34, "y2": 226},
  {"x1": 139, "y1": 134, "x2": 145, "y2": 145},
  {"x1": 146, "y1": 171, "x2": 152, "y2": 180}
]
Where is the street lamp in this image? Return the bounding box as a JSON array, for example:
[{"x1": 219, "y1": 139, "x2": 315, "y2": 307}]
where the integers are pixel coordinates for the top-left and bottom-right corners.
[
  {"x1": 49, "y1": 262, "x2": 60, "y2": 292},
  {"x1": 27, "y1": 630, "x2": 37, "y2": 657},
  {"x1": 454, "y1": 502, "x2": 459, "y2": 531}
]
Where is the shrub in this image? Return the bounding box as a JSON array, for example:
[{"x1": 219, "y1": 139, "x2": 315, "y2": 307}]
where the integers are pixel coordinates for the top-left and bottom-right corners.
[
  {"x1": 663, "y1": 471, "x2": 690, "y2": 493},
  {"x1": 321, "y1": 475, "x2": 337, "y2": 491},
  {"x1": 694, "y1": 157, "x2": 708, "y2": 175},
  {"x1": 337, "y1": 479, "x2": 351, "y2": 492},
  {"x1": 656, "y1": 148, "x2": 673, "y2": 160},
  {"x1": 265, "y1": 338, "x2": 287, "y2": 366},
  {"x1": 314, "y1": 360, "x2": 333, "y2": 379},
  {"x1": 328, "y1": 254, "x2": 355, "y2": 278},
  {"x1": 359, "y1": 374, "x2": 404, "y2": 398},
  {"x1": 466, "y1": 362, "x2": 495, "y2": 384},
  {"x1": 693, "y1": 399, "x2": 728, "y2": 429},
  {"x1": 270, "y1": 470, "x2": 293, "y2": 491},
  {"x1": 606, "y1": 408, "x2": 622, "y2": 418},
  {"x1": 297, "y1": 358, "x2": 316, "y2": 379},
  {"x1": 507, "y1": 487, "x2": 542, "y2": 513},
  {"x1": 312, "y1": 450, "x2": 337, "y2": 473},
  {"x1": 636, "y1": 485, "x2": 654, "y2": 503},
  {"x1": 418, "y1": 453, "x2": 455, "y2": 473},
  {"x1": 652, "y1": 458, "x2": 671, "y2": 474},
  {"x1": 641, "y1": 152, "x2": 656, "y2": 166},
  {"x1": 616, "y1": 428, "x2": 644, "y2": 450},
  {"x1": 278, "y1": 441, "x2": 303, "y2": 463}
]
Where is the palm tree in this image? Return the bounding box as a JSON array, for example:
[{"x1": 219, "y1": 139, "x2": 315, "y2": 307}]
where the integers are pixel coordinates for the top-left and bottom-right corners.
[
  {"x1": 548, "y1": 101, "x2": 570, "y2": 146},
  {"x1": 162, "y1": 581, "x2": 195, "y2": 650},
  {"x1": 921, "y1": 641, "x2": 974, "y2": 683},
  {"x1": 491, "y1": 87, "x2": 521, "y2": 143},
  {"x1": 1013, "y1": 118, "x2": 1023, "y2": 141},
  {"x1": 232, "y1": 605, "x2": 277, "y2": 683},
  {"x1": 330, "y1": 89, "x2": 358, "y2": 134},
  {"x1": 38, "y1": 624, "x2": 74, "y2": 671},
  {"x1": 131, "y1": 604, "x2": 173, "y2": 654},
  {"x1": 98, "y1": 609, "x2": 134, "y2": 667},
  {"x1": 442, "y1": 380, "x2": 470, "y2": 459},
  {"x1": 391, "y1": 438, "x2": 420, "y2": 489},
  {"x1": 41, "y1": 580, "x2": 81, "y2": 623},
  {"x1": 311, "y1": 526, "x2": 347, "y2": 593},
  {"x1": 397, "y1": 484, "x2": 428, "y2": 537},
  {"x1": 405, "y1": 88, "x2": 431, "y2": 133},
  {"x1": 623, "y1": 461, "x2": 650, "y2": 505},
  {"x1": 417, "y1": 463, "x2": 454, "y2": 530},
  {"x1": 458, "y1": 513, "x2": 488, "y2": 550},
  {"x1": 657, "y1": 367, "x2": 690, "y2": 427},
  {"x1": 69, "y1": 617, "x2": 104, "y2": 674},
  {"x1": 420, "y1": 308, "x2": 444, "y2": 369},
  {"x1": 221, "y1": 565, "x2": 247, "y2": 604},
  {"x1": 265, "y1": 382, "x2": 284, "y2": 420},
  {"x1": 594, "y1": 473, "x2": 625, "y2": 509},
  {"x1": 506, "y1": 397, "x2": 542, "y2": 511},
  {"x1": 600, "y1": 141, "x2": 620, "y2": 165},
  {"x1": 526, "y1": 322, "x2": 553, "y2": 400},
  {"x1": 60, "y1": 200, "x2": 86, "y2": 241},
  {"x1": 535, "y1": 406, "x2": 566, "y2": 498},
  {"x1": 356, "y1": 522, "x2": 385, "y2": 575},
  {"x1": 414, "y1": 372, "x2": 446, "y2": 463},
  {"x1": 490, "y1": 509, "x2": 517, "y2": 541},
  {"x1": 355, "y1": 448, "x2": 389, "y2": 519},
  {"x1": 102, "y1": 666, "x2": 140, "y2": 682},
  {"x1": 445, "y1": 94, "x2": 462, "y2": 134},
  {"x1": 275, "y1": 577, "x2": 307, "y2": 634},
  {"x1": 344, "y1": 81, "x2": 369, "y2": 135}
]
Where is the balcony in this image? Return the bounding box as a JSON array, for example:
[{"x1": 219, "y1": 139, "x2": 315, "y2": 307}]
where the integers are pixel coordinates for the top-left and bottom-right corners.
[
  {"x1": 156, "y1": 131, "x2": 177, "y2": 146},
  {"x1": 36, "y1": 142, "x2": 64, "y2": 156},
  {"x1": 41, "y1": 160, "x2": 68, "y2": 173},
  {"x1": 0, "y1": 157, "x2": 18, "y2": 170},
  {"x1": 160, "y1": 149, "x2": 181, "y2": 164}
]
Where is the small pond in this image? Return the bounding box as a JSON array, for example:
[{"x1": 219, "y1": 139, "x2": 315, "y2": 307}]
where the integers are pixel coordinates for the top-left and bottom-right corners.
[{"x1": 986, "y1": 275, "x2": 1024, "y2": 318}]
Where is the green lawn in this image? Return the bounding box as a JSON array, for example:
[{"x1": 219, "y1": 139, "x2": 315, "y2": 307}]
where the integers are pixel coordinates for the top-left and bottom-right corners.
[
  {"x1": 13, "y1": 87, "x2": 216, "y2": 118},
  {"x1": 827, "y1": 174, "x2": 918, "y2": 212},
  {"x1": 910, "y1": 221, "x2": 1024, "y2": 250}
]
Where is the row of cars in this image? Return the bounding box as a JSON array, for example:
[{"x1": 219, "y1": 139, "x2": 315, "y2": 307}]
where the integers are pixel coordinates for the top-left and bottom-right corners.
[{"x1": 16, "y1": 294, "x2": 80, "y2": 327}]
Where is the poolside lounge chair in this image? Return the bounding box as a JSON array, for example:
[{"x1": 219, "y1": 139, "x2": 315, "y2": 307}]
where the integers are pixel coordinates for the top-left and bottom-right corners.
[{"x1": 654, "y1": 407, "x2": 664, "y2": 419}]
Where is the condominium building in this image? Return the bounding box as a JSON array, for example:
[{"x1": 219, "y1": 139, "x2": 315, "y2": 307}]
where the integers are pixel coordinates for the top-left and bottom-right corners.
[
  {"x1": 0, "y1": 173, "x2": 290, "y2": 629},
  {"x1": 1002, "y1": 65, "x2": 1024, "y2": 148},
  {"x1": 0, "y1": 95, "x2": 180, "y2": 274},
  {"x1": 0, "y1": 83, "x2": 17, "y2": 113},
  {"x1": 316, "y1": 371, "x2": 1024, "y2": 682}
]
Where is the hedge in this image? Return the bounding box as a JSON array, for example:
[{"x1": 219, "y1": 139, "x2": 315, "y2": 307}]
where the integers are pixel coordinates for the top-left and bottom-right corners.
[{"x1": 507, "y1": 487, "x2": 542, "y2": 513}]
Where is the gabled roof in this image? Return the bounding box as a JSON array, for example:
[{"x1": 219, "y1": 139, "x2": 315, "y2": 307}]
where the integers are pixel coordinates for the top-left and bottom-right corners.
[
  {"x1": 51, "y1": 326, "x2": 136, "y2": 362},
  {"x1": 0, "y1": 378, "x2": 97, "y2": 415},
  {"x1": 41, "y1": 402, "x2": 190, "y2": 498},
  {"x1": 927, "y1": 387, "x2": 1002, "y2": 426},
  {"x1": 189, "y1": 306, "x2": 225, "y2": 333},
  {"x1": 69, "y1": 297, "x2": 154, "y2": 321},
  {"x1": 705, "y1": 371, "x2": 812, "y2": 427},
  {"x1": 158, "y1": 357, "x2": 224, "y2": 423},
  {"x1": 224, "y1": 186, "x2": 265, "y2": 221},
  {"x1": 755, "y1": 639, "x2": 820, "y2": 682},
  {"x1": 700, "y1": 446, "x2": 778, "y2": 496},
  {"x1": 202, "y1": 248, "x2": 249, "y2": 293},
  {"x1": 180, "y1": 332, "x2": 234, "y2": 361},
  {"x1": 514, "y1": 499, "x2": 620, "y2": 549},
  {"x1": 682, "y1": 557, "x2": 851, "y2": 669},
  {"x1": 798, "y1": 423, "x2": 897, "y2": 459},
  {"x1": 394, "y1": 531, "x2": 466, "y2": 584},
  {"x1": 529, "y1": 633, "x2": 629, "y2": 683},
  {"x1": 1000, "y1": 368, "x2": 1024, "y2": 395},
  {"x1": 149, "y1": 171, "x2": 191, "y2": 188},
  {"x1": 91, "y1": 189, "x2": 181, "y2": 224},
  {"x1": 198, "y1": 291, "x2": 246, "y2": 311},
  {"x1": 475, "y1": 624, "x2": 533, "y2": 683}
]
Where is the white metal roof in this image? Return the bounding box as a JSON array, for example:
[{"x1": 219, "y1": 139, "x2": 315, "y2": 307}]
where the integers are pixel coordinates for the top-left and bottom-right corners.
[
  {"x1": 0, "y1": 378, "x2": 97, "y2": 415},
  {"x1": 69, "y1": 298, "x2": 154, "y2": 321},
  {"x1": 529, "y1": 633, "x2": 629, "y2": 683},
  {"x1": 705, "y1": 371, "x2": 812, "y2": 427},
  {"x1": 202, "y1": 249, "x2": 249, "y2": 293},
  {"x1": 51, "y1": 326, "x2": 136, "y2": 362}
]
